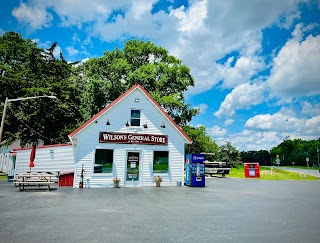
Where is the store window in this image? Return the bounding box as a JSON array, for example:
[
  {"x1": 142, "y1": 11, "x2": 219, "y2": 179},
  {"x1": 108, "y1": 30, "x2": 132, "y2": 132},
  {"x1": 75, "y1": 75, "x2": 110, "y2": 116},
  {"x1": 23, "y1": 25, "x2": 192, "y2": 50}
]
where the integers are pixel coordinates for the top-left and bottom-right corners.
[
  {"x1": 94, "y1": 149, "x2": 113, "y2": 173},
  {"x1": 153, "y1": 151, "x2": 169, "y2": 173},
  {"x1": 130, "y1": 109, "x2": 141, "y2": 126}
]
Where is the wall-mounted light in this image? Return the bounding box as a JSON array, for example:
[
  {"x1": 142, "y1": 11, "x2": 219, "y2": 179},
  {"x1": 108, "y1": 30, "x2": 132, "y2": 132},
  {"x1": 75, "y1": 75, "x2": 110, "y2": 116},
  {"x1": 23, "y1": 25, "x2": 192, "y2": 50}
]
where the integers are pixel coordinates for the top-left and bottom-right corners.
[
  {"x1": 161, "y1": 122, "x2": 166, "y2": 128},
  {"x1": 106, "y1": 120, "x2": 110, "y2": 125},
  {"x1": 126, "y1": 121, "x2": 130, "y2": 127},
  {"x1": 135, "y1": 98, "x2": 139, "y2": 103},
  {"x1": 143, "y1": 123, "x2": 148, "y2": 129},
  {"x1": 95, "y1": 120, "x2": 98, "y2": 123}
]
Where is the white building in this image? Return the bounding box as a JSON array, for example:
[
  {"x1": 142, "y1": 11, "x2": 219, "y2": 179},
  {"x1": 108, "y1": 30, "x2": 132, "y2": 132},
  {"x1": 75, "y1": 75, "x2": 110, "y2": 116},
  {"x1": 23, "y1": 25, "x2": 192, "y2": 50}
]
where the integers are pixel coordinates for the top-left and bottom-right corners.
[
  {"x1": 69, "y1": 84, "x2": 192, "y2": 188},
  {"x1": 1, "y1": 140, "x2": 45, "y2": 175},
  {"x1": 13, "y1": 144, "x2": 74, "y2": 174}
]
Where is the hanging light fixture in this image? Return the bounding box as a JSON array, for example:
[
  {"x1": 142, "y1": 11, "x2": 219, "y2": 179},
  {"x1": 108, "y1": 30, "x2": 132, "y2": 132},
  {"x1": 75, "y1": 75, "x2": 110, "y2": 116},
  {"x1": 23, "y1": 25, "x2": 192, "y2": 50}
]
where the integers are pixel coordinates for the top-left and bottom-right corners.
[
  {"x1": 126, "y1": 121, "x2": 130, "y2": 127},
  {"x1": 143, "y1": 123, "x2": 148, "y2": 129},
  {"x1": 106, "y1": 120, "x2": 110, "y2": 125},
  {"x1": 161, "y1": 122, "x2": 165, "y2": 128}
]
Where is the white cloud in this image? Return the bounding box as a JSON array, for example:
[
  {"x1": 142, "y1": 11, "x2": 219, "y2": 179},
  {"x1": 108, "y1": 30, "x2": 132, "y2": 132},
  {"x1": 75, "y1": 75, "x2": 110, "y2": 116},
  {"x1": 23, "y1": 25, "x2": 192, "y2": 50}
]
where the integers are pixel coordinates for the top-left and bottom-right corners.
[
  {"x1": 224, "y1": 119, "x2": 234, "y2": 126},
  {"x1": 302, "y1": 101, "x2": 320, "y2": 116},
  {"x1": 0, "y1": 28, "x2": 4, "y2": 36},
  {"x1": 208, "y1": 125, "x2": 227, "y2": 137},
  {"x1": 228, "y1": 130, "x2": 282, "y2": 151},
  {"x1": 12, "y1": 2, "x2": 52, "y2": 30},
  {"x1": 169, "y1": 0, "x2": 207, "y2": 32},
  {"x1": 276, "y1": 5, "x2": 301, "y2": 29},
  {"x1": 216, "y1": 55, "x2": 266, "y2": 89},
  {"x1": 194, "y1": 103, "x2": 208, "y2": 114},
  {"x1": 47, "y1": 0, "x2": 129, "y2": 27},
  {"x1": 245, "y1": 113, "x2": 304, "y2": 131},
  {"x1": 244, "y1": 107, "x2": 320, "y2": 139},
  {"x1": 214, "y1": 82, "x2": 267, "y2": 118},
  {"x1": 267, "y1": 24, "x2": 320, "y2": 99},
  {"x1": 131, "y1": 0, "x2": 155, "y2": 20},
  {"x1": 12, "y1": 0, "x2": 302, "y2": 95},
  {"x1": 81, "y1": 58, "x2": 89, "y2": 63},
  {"x1": 66, "y1": 46, "x2": 80, "y2": 56},
  {"x1": 305, "y1": 115, "x2": 320, "y2": 135},
  {"x1": 53, "y1": 45, "x2": 62, "y2": 59}
]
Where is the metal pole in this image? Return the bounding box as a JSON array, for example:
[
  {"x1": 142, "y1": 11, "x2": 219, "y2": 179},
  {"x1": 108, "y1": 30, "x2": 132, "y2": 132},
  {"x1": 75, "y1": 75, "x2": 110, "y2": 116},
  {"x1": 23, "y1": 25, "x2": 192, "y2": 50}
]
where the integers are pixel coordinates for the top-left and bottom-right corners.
[
  {"x1": 0, "y1": 97, "x2": 9, "y2": 143},
  {"x1": 317, "y1": 147, "x2": 319, "y2": 173}
]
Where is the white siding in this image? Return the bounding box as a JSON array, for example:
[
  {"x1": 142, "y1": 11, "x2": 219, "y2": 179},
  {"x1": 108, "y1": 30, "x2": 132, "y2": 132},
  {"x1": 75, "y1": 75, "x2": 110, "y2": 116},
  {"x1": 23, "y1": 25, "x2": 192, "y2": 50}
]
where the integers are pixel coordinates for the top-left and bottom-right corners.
[
  {"x1": 0, "y1": 153, "x2": 15, "y2": 173},
  {"x1": 0, "y1": 140, "x2": 20, "y2": 173},
  {"x1": 72, "y1": 88, "x2": 188, "y2": 188},
  {"x1": 15, "y1": 145, "x2": 75, "y2": 174}
]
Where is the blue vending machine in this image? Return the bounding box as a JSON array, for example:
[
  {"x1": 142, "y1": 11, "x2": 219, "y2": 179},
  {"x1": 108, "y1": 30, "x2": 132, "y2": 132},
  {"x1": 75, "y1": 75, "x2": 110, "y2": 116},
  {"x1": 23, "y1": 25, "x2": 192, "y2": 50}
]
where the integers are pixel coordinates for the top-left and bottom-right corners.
[{"x1": 185, "y1": 153, "x2": 205, "y2": 187}]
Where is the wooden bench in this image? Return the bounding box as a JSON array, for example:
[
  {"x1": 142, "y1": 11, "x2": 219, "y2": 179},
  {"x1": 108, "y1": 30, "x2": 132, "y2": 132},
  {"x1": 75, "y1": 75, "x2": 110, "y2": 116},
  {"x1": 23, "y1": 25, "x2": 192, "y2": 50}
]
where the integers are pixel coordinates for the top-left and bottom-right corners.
[{"x1": 14, "y1": 173, "x2": 58, "y2": 191}]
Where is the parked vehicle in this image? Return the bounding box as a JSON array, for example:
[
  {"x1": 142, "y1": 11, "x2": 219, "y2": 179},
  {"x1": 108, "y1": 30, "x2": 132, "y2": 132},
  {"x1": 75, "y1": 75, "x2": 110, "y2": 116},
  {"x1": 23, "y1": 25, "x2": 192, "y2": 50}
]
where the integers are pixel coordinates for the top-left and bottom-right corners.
[{"x1": 204, "y1": 161, "x2": 230, "y2": 177}]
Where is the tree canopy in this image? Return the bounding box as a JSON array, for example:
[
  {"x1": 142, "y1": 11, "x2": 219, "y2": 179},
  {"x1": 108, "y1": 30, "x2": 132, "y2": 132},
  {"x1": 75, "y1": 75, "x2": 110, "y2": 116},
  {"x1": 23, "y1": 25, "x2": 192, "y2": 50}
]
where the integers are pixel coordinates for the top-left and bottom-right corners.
[
  {"x1": 80, "y1": 39, "x2": 199, "y2": 125},
  {"x1": 0, "y1": 32, "x2": 83, "y2": 145},
  {"x1": 240, "y1": 150, "x2": 271, "y2": 165},
  {"x1": 0, "y1": 32, "x2": 198, "y2": 146},
  {"x1": 270, "y1": 137, "x2": 320, "y2": 166},
  {"x1": 183, "y1": 125, "x2": 219, "y2": 159},
  {"x1": 217, "y1": 141, "x2": 242, "y2": 167}
]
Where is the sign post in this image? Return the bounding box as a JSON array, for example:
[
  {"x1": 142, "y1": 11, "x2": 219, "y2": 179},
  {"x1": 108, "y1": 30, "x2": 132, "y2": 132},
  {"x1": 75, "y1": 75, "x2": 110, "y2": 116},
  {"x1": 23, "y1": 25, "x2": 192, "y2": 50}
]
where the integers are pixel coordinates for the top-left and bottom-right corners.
[
  {"x1": 317, "y1": 147, "x2": 320, "y2": 173},
  {"x1": 276, "y1": 155, "x2": 280, "y2": 167}
]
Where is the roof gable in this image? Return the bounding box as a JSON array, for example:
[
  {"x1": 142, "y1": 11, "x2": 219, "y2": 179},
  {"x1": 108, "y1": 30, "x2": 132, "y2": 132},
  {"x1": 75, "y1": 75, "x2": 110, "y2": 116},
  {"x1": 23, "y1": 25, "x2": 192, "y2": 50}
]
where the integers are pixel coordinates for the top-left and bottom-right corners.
[{"x1": 68, "y1": 84, "x2": 192, "y2": 143}]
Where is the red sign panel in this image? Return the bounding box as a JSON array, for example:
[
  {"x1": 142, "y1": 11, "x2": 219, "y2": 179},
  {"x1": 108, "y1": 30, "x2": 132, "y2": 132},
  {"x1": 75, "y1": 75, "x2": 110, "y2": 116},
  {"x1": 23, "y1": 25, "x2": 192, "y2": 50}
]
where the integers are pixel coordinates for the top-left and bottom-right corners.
[{"x1": 99, "y1": 132, "x2": 168, "y2": 145}]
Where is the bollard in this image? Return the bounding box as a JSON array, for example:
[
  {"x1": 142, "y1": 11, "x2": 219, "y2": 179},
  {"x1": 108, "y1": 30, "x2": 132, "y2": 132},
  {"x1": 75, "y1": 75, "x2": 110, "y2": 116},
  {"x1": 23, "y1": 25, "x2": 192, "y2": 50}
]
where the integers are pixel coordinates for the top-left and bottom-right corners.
[{"x1": 176, "y1": 181, "x2": 182, "y2": 187}]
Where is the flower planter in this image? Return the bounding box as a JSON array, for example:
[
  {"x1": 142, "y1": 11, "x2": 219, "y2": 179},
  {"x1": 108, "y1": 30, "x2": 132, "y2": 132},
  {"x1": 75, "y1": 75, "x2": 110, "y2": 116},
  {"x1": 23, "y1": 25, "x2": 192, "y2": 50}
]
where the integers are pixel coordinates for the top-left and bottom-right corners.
[
  {"x1": 114, "y1": 182, "x2": 120, "y2": 188},
  {"x1": 156, "y1": 181, "x2": 161, "y2": 187}
]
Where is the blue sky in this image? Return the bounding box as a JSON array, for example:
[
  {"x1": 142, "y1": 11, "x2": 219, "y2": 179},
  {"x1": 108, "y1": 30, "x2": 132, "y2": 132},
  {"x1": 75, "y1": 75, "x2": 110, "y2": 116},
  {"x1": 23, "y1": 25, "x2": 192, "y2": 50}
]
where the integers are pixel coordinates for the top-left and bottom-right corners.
[{"x1": 1, "y1": 0, "x2": 319, "y2": 151}]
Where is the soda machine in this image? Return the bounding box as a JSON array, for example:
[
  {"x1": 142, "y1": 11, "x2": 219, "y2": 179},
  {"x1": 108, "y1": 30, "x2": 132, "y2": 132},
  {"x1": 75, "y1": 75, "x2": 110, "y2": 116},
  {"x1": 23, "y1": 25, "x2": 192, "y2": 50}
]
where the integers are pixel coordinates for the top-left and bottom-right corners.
[{"x1": 185, "y1": 153, "x2": 205, "y2": 187}]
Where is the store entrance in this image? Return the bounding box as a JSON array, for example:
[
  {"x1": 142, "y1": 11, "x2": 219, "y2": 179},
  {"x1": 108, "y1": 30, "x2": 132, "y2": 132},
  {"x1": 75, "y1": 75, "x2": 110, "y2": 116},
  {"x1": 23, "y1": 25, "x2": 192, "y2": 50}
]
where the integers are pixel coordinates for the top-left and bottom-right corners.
[{"x1": 126, "y1": 151, "x2": 140, "y2": 186}]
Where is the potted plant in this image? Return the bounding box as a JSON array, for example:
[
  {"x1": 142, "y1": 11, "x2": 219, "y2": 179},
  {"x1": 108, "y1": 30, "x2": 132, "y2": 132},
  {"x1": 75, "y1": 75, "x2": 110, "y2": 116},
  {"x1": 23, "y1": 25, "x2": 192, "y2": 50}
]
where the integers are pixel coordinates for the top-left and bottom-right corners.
[
  {"x1": 153, "y1": 176, "x2": 163, "y2": 187},
  {"x1": 113, "y1": 177, "x2": 121, "y2": 188}
]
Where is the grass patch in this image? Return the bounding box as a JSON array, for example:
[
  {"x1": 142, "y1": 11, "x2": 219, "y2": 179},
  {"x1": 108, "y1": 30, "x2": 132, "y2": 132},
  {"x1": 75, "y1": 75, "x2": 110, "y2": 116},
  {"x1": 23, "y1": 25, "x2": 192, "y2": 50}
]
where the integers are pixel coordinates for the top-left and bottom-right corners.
[{"x1": 229, "y1": 166, "x2": 318, "y2": 180}]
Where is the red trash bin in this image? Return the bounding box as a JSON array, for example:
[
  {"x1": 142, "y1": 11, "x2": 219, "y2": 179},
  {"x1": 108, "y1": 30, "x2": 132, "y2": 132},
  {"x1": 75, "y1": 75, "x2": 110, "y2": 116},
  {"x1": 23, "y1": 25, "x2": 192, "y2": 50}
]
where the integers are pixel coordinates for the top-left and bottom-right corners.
[
  {"x1": 244, "y1": 163, "x2": 260, "y2": 178},
  {"x1": 58, "y1": 172, "x2": 74, "y2": 186}
]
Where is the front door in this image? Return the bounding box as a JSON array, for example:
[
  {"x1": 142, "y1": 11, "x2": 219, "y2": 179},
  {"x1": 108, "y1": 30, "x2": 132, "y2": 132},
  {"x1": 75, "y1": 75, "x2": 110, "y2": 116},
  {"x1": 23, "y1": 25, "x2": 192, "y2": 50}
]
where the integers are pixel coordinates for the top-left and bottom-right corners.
[{"x1": 126, "y1": 151, "x2": 140, "y2": 186}]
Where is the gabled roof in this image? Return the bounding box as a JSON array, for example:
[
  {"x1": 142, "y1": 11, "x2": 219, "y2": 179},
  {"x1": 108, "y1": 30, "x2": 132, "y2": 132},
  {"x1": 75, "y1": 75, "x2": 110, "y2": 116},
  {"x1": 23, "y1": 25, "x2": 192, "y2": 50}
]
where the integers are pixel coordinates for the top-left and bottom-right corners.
[{"x1": 69, "y1": 84, "x2": 192, "y2": 143}]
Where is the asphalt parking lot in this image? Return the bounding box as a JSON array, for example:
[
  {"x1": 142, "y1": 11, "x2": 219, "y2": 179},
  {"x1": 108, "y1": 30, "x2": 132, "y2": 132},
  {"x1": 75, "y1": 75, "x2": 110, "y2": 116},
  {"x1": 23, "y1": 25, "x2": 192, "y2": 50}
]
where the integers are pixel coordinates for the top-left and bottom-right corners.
[{"x1": 1, "y1": 178, "x2": 319, "y2": 243}]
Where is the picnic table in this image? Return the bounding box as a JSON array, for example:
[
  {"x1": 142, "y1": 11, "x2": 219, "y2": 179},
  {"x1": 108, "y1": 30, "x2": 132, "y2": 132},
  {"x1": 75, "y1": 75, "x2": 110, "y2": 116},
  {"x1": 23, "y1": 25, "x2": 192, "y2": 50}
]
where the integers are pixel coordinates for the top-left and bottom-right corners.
[{"x1": 13, "y1": 172, "x2": 59, "y2": 191}]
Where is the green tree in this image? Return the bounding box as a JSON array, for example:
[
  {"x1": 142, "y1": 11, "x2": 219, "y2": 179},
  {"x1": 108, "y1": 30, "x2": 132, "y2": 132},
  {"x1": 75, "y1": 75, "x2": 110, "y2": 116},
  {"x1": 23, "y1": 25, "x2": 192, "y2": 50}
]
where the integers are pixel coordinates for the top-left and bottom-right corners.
[
  {"x1": 240, "y1": 150, "x2": 271, "y2": 165},
  {"x1": 80, "y1": 39, "x2": 198, "y2": 125},
  {"x1": 182, "y1": 125, "x2": 219, "y2": 160},
  {"x1": 270, "y1": 138, "x2": 320, "y2": 166},
  {"x1": 218, "y1": 141, "x2": 242, "y2": 168},
  {"x1": 0, "y1": 32, "x2": 83, "y2": 145}
]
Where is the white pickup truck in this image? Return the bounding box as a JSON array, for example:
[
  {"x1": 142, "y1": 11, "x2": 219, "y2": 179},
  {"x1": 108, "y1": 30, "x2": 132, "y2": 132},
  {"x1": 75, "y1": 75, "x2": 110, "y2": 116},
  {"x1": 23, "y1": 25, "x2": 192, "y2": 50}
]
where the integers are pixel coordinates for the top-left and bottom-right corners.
[{"x1": 204, "y1": 161, "x2": 231, "y2": 177}]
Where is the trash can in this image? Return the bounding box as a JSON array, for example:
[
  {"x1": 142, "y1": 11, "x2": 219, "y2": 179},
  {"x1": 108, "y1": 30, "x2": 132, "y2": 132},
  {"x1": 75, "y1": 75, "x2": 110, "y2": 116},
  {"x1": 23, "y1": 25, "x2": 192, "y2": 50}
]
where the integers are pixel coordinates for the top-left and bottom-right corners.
[{"x1": 244, "y1": 163, "x2": 260, "y2": 178}]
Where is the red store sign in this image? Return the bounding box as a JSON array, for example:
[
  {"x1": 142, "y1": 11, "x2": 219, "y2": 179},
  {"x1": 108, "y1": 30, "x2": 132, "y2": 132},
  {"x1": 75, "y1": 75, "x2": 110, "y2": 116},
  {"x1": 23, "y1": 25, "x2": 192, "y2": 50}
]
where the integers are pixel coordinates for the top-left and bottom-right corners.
[{"x1": 99, "y1": 132, "x2": 168, "y2": 145}]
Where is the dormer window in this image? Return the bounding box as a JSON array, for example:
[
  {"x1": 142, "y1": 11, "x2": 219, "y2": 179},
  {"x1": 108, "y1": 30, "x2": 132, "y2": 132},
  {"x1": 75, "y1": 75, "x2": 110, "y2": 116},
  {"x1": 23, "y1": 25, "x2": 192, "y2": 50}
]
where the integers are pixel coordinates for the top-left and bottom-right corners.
[{"x1": 130, "y1": 109, "x2": 141, "y2": 126}]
